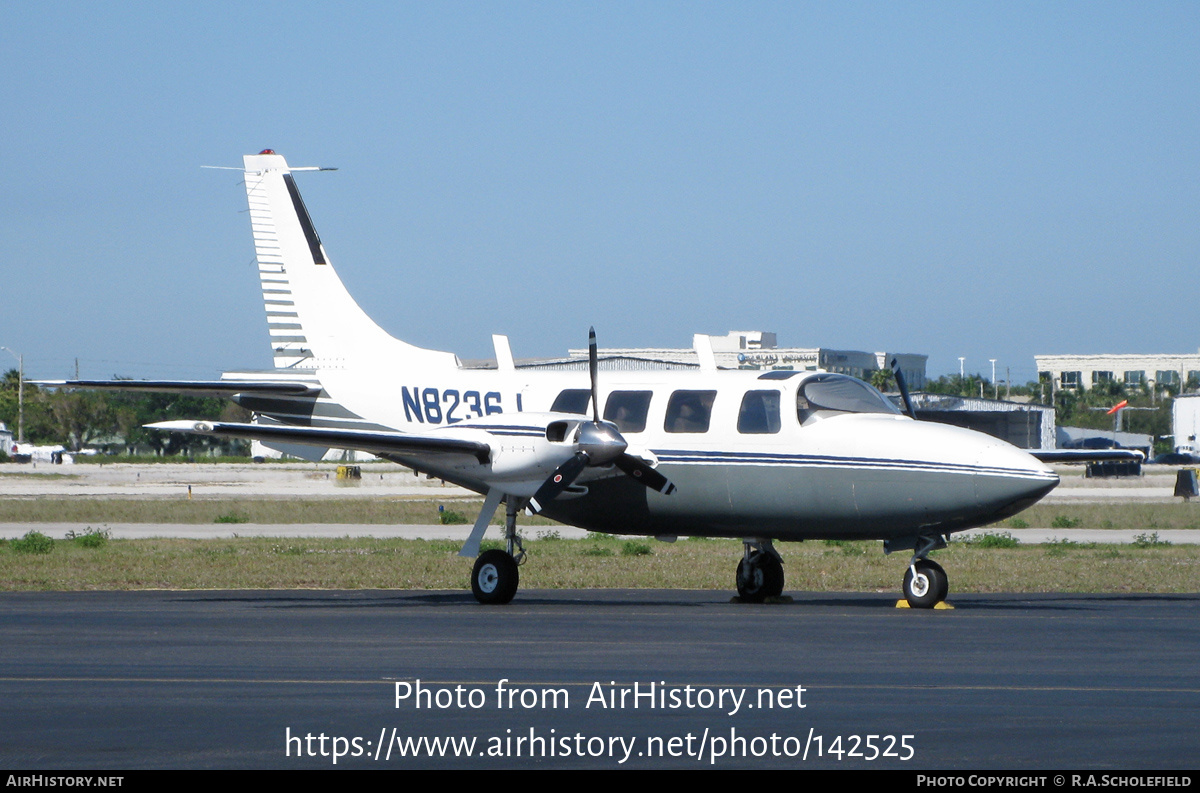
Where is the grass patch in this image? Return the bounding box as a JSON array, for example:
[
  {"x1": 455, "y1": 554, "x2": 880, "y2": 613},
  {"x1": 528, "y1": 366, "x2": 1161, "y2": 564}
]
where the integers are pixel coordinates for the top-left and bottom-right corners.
[
  {"x1": 823, "y1": 540, "x2": 870, "y2": 556},
  {"x1": 71, "y1": 455, "x2": 258, "y2": 465},
  {"x1": 0, "y1": 498, "x2": 557, "y2": 526},
  {"x1": 214, "y1": 513, "x2": 249, "y2": 524},
  {"x1": 1043, "y1": 538, "x2": 1085, "y2": 557},
  {"x1": 964, "y1": 532, "x2": 1020, "y2": 549},
  {"x1": 620, "y1": 541, "x2": 653, "y2": 556},
  {"x1": 984, "y1": 503, "x2": 1200, "y2": 531},
  {"x1": 1008, "y1": 518, "x2": 1029, "y2": 529},
  {"x1": 0, "y1": 536, "x2": 1197, "y2": 592},
  {"x1": 0, "y1": 472, "x2": 80, "y2": 480}
]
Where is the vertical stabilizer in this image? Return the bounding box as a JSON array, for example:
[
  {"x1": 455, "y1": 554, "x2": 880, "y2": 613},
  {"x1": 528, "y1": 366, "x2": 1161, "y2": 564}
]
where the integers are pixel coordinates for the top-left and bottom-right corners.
[{"x1": 242, "y1": 150, "x2": 458, "y2": 370}]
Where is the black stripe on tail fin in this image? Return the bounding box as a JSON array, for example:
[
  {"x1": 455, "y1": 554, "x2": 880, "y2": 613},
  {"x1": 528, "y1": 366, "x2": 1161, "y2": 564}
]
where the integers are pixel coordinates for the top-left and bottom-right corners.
[{"x1": 282, "y1": 173, "x2": 327, "y2": 265}]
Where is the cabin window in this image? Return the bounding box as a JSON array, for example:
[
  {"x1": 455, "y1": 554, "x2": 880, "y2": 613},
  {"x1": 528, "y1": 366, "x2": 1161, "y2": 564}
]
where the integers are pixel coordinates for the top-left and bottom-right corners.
[
  {"x1": 796, "y1": 373, "x2": 900, "y2": 423},
  {"x1": 551, "y1": 389, "x2": 591, "y2": 415},
  {"x1": 664, "y1": 390, "x2": 717, "y2": 433},
  {"x1": 603, "y1": 391, "x2": 652, "y2": 433},
  {"x1": 737, "y1": 390, "x2": 781, "y2": 434}
]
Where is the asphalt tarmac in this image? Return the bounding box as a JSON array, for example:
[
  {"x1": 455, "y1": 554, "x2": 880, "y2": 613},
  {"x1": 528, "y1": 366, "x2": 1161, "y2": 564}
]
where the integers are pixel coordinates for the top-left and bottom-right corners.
[{"x1": 1, "y1": 589, "x2": 1197, "y2": 770}]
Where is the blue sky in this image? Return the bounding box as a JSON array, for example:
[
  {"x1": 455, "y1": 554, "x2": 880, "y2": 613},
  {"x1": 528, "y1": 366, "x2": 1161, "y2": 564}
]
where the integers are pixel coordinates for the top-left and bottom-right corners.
[{"x1": 2, "y1": 2, "x2": 1197, "y2": 384}]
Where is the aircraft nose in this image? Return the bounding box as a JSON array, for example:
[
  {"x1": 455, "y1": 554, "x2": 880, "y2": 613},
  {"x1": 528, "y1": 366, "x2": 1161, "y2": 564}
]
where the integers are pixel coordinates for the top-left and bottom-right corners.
[{"x1": 973, "y1": 438, "x2": 1059, "y2": 515}]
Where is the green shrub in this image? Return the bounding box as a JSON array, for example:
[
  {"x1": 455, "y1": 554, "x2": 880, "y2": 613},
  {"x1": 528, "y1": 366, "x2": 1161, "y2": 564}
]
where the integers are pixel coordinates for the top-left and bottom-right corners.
[
  {"x1": 1133, "y1": 532, "x2": 1171, "y2": 548},
  {"x1": 214, "y1": 513, "x2": 249, "y2": 524},
  {"x1": 438, "y1": 509, "x2": 468, "y2": 525},
  {"x1": 66, "y1": 527, "x2": 111, "y2": 548},
  {"x1": 1045, "y1": 538, "x2": 1077, "y2": 558},
  {"x1": 966, "y1": 532, "x2": 1020, "y2": 549},
  {"x1": 1051, "y1": 515, "x2": 1081, "y2": 529},
  {"x1": 1008, "y1": 518, "x2": 1029, "y2": 529},
  {"x1": 621, "y1": 541, "x2": 653, "y2": 556},
  {"x1": 12, "y1": 531, "x2": 54, "y2": 554}
]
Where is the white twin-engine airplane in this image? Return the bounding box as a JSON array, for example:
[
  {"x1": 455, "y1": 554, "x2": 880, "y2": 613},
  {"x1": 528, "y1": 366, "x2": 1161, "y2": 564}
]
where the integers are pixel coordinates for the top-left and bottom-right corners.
[{"x1": 54, "y1": 150, "x2": 1065, "y2": 607}]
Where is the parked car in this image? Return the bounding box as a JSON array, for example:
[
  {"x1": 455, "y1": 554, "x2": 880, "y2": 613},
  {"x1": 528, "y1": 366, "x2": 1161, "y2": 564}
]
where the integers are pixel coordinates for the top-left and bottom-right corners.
[{"x1": 1149, "y1": 452, "x2": 1200, "y2": 465}]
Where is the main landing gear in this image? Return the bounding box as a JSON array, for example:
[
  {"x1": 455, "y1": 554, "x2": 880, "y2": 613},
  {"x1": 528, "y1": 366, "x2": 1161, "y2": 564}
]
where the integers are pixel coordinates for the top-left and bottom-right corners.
[
  {"x1": 470, "y1": 497, "x2": 525, "y2": 605},
  {"x1": 895, "y1": 535, "x2": 949, "y2": 609},
  {"x1": 736, "y1": 539, "x2": 785, "y2": 603}
]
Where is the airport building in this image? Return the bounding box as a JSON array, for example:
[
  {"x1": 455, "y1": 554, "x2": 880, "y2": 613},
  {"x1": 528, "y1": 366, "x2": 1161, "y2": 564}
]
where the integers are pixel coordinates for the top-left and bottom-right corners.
[
  {"x1": 908, "y1": 394, "x2": 1057, "y2": 451},
  {"x1": 539, "y1": 331, "x2": 929, "y2": 389},
  {"x1": 1035, "y1": 352, "x2": 1200, "y2": 392}
]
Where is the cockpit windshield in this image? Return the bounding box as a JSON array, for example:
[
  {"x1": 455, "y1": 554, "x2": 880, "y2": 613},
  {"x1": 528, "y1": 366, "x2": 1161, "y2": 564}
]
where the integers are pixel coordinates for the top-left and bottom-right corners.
[{"x1": 796, "y1": 373, "x2": 901, "y2": 423}]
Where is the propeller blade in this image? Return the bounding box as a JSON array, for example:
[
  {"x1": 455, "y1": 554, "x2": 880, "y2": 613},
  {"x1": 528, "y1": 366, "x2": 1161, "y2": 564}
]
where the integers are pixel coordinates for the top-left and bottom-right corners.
[
  {"x1": 526, "y1": 328, "x2": 676, "y2": 516},
  {"x1": 615, "y1": 454, "x2": 677, "y2": 495},
  {"x1": 589, "y1": 326, "x2": 600, "y2": 423},
  {"x1": 889, "y1": 356, "x2": 916, "y2": 419},
  {"x1": 526, "y1": 452, "x2": 589, "y2": 515}
]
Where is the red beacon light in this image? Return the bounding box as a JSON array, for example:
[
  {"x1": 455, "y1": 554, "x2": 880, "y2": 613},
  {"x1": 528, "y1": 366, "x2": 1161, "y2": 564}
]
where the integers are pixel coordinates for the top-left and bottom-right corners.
[{"x1": 259, "y1": 149, "x2": 276, "y2": 155}]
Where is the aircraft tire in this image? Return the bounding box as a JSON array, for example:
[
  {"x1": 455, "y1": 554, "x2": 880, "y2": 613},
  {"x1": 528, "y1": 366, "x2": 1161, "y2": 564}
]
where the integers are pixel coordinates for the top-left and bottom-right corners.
[
  {"x1": 903, "y1": 559, "x2": 947, "y2": 609},
  {"x1": 925, "y1": 558, "x2": 949, "y2": 602},
  {"x1": 736, "y1": 553, "x2": 784, "y2": 603},
  {"x1": 472, "y1": 550, "x2": 519, "y2": 605}
]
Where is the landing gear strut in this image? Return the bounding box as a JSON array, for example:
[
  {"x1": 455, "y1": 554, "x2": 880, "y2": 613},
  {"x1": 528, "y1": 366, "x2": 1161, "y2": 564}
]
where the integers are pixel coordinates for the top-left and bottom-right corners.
[
  {"x1": 736, "y1": 539, "x2": 785, "y2": 603},
  {"x1": 470, "y1": 497, "x2": 524, "y2": 604}
]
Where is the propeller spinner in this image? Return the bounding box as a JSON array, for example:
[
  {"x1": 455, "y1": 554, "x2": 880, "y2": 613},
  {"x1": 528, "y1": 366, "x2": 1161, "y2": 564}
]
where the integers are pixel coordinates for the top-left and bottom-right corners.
[{"x1": 526, "y1": 328, "x2": 676, "y2": 515}]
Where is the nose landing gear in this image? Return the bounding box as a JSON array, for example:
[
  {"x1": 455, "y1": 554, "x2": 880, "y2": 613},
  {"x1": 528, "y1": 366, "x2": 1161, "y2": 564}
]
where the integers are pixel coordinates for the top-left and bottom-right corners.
[
  {"x1": 903, "y1": 558, "x2": 948, "y2": 609},
  {"x1": 889, "y1": 534, "x2": 950, "y2": 609}
]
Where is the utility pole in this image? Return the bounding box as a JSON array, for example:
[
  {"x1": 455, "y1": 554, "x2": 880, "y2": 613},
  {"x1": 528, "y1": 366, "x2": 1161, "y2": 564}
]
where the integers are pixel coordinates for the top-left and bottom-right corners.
[{"x1": 1, "y1": 347, "x2": 23, "y2": 443}]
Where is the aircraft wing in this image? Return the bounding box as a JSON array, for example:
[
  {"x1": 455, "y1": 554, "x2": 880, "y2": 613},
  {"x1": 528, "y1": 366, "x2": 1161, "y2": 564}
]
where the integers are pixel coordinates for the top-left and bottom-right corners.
[
  {"x1": 1029, "y1": 449, "x2": 1145, "y2": 463},
  {"x1": 146, "y1": 420, "x2": 491, "y2": 463},
  {"x1": 34, "y1": 380, "x2": 322, "y2": 398}
]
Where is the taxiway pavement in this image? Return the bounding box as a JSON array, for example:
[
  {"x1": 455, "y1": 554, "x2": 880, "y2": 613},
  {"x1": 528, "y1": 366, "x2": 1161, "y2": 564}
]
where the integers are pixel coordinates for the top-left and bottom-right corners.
[{"x1": 1, "y1": 589, "x2": 1196, "y2": 769}]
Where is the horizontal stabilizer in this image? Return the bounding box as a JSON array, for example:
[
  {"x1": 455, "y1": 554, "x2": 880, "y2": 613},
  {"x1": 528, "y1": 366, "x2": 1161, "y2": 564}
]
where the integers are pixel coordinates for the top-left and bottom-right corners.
[
  {"x1": 146, "y1": 420, "x2": 491, "y2": 463},
  {"x1": 1030, "y1": 449, "x2": 1144, "y2": 463},
  {"x1": 35, "y1": 380, "x2": 322, "y2": 398}
]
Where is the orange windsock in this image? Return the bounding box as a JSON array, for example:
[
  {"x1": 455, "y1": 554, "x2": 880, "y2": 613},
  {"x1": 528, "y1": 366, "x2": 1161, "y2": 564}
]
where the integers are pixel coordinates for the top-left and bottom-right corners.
[{"x1": 1106, "y1": 400, "x2": 1129, "y2": 415}]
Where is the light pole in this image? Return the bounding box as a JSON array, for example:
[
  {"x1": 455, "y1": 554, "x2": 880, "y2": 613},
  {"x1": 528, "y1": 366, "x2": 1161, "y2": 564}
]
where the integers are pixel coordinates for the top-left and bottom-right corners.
[
  {"x1": 1, "y1": 347, "x2": 23, "y2": 444},
  {"x1": 989, "y1": 359, "x2": 997, "y2": 400}
]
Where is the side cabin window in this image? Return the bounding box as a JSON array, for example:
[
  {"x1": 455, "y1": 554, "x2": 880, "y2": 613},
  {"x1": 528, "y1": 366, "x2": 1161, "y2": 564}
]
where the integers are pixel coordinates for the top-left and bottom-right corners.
[
  {"x1": 737, "y1": 390, "x2": 781, "y2": 434},
  {"x1": 551, "y1": 388, "x2": 591, "y2": 415},
  {"x1": 603, "y1": 391, "x2": 652, "y2": 433},
  {"x1": 665, "y1": 390, "x2": 717, "y2": 433},
  {"x1": 796, "y1": 374, "x2": 900, "y2": 424}
]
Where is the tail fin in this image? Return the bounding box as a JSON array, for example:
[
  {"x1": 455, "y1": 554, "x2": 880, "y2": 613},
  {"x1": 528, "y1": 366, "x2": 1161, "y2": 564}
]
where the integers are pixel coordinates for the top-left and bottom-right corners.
[{"x1": 242, "y1": 150, "x2": 458, "y2": 370}]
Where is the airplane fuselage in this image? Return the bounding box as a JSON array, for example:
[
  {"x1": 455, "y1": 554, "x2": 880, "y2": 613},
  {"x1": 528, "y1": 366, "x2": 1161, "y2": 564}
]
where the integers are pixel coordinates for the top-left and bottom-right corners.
[{"x1": 237, "y1": 362, "x2": 1058, "y2": 542}]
